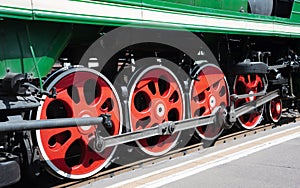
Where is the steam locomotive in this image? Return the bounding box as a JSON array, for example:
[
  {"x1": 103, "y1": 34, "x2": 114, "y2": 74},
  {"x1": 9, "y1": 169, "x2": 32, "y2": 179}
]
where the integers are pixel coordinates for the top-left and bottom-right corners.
[{"x1": 0, "y1": 0, "x2": 299, "y2": 186}]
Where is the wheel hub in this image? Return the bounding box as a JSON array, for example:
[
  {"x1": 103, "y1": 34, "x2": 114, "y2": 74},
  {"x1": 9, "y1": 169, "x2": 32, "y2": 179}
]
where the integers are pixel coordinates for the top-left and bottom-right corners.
[
  {"x1": 276, "y1": 103, "x2": 281, "y2": 113},
  {"x1": 249, "y1": 91, "x2": 255, "y2": 101},
  {"x1": 153, "y1": 100, "x2": 166, "y2": 120},
  {"x1": 209, "y1": 95, "x2": 217, "y2": 109},
  {"x1": 77, "y1": 113, "x2": 93, "y2": 133}
]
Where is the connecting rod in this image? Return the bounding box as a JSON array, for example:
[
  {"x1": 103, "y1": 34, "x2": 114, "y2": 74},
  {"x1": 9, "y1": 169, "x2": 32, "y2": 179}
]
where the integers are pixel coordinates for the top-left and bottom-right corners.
[{"x1": 95, "y1": 89, "x2": 281, "y2": 152}]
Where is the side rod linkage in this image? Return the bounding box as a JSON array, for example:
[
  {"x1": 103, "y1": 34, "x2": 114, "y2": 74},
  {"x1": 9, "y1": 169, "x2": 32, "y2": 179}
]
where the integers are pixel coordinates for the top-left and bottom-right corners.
[
  {"x1": 95, "y1": 89, "x2": 280, "y2": 152},
  {"x1": 228, "y1": 89, "x2": 280, "y2": 123},
  {"x1": 94, "y1": 108, "x2": 226, "y2": 152}
]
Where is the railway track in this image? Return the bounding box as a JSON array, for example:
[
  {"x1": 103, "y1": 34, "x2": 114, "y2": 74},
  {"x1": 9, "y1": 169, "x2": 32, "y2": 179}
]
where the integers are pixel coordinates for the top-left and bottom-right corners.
[{"x1": 13, "y1": 110, "x2": 299, "y2": 188}]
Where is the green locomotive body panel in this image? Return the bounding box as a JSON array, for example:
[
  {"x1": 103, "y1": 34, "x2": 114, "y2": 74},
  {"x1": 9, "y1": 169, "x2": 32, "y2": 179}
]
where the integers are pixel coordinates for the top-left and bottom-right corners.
[
  {"x1": 153, "y1": 0, "x2": 247, "y2": 12},
  {"x1": 28, "y1": 0, "x2": 300, "y2": 37},
  {"x1": 0, "y1": 20, "x2": 72, "y2": 78},
  {"x1": 0, "y1": 1, "x2": 32, "y2": 20}
]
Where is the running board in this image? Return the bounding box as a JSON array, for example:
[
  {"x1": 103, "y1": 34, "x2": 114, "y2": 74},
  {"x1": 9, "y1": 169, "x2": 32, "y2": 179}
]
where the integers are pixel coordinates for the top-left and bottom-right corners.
[{"x1": 95, "y1": 90, "x2": 280, "y2": 152}]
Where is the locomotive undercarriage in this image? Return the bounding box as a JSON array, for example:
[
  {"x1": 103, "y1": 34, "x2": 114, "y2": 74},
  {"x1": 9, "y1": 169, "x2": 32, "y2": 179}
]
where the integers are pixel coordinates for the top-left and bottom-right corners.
[{"x1": 0, "y1": 32, "x2": 300, "y2": 186}]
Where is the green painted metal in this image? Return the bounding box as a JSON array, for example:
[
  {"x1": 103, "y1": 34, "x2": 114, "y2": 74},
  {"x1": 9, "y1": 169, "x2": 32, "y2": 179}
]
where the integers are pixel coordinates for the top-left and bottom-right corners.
[
  {"x1": 291, "y1": 0, "x2": 300, "y2": 21},
  {"x1": 26, "y1": 0, "x2": 299, "y2": 37},
  {"x1": 94, "y1": 0, "x2": 142, "y2": 6},
  {"x1": 156, "y1": 0, "x2": 247, "y2": 11},
  {"x1": 0, "y1": 1, "x2": 32, "y2": 20},
  {"x1": 0, "y1": 20, "x2": 72, "y2": 79},
  {"x1": 221, "y1": 0, "x2": 247, "y2": 12}
]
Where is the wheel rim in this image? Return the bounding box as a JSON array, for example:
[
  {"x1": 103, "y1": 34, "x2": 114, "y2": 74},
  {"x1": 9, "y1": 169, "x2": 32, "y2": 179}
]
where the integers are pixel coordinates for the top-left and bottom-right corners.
[
  {"x1": 129, "y1": 65, "x2": 184, "y2": 156},
  {"x1": 234, "y1": 74, "x2": 265, "y2": 129},
  {"x1": 190, "y1": 64, "x2": 229, "y2": 140},
  {"x1": 36, "y1": 68, "x2": 122, "y2": 179},
  {"x1": 268, "y1": 98, "x2": 282, "y2": 123}
]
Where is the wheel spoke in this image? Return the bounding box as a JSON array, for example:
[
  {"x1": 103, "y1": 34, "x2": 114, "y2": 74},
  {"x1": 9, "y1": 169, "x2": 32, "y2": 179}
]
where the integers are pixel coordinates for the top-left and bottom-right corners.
[
  {"x1": 163, "y1": 82, "x2": 176, "y2": 99},
  {"x1": 247, "y1": 74, "x2": 251, "y2": 83},
  {"x1": 98, "y1": 85, "x2": 116, "y2": 108},
  {"x1": 252, "y1": 75, "x2": 259, "y2": 87},
  {"x1": 237, "y1": 75, "x2": 246, "y2": 85},
  {"x1": 154, "y1": 79, "x2": 161, "y2": 97},
  {"x1": 56, "y1": 90, "x2": 76, "y2": 108},
  {"x1": 136, "y1": 79, "x2": 154, "y2": 90},
  {"x1": 76, "y1": 86, "x2": 86, "y2": 105},
  {"x1": 164, "y1": 84, "x2": 181, "y2": 109},
  {"x1": 165, "y1": 100, "x2": 180, "y2": 111},
  {"x1": 132, "y1": 105, "x2": 151, "y2": 118}
]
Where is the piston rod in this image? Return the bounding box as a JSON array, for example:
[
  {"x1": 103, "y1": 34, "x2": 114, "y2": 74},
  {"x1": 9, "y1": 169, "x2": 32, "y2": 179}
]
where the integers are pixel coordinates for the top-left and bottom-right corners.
[{"x1": 0, "y1": 114, "x2": 111, "y2": 132}]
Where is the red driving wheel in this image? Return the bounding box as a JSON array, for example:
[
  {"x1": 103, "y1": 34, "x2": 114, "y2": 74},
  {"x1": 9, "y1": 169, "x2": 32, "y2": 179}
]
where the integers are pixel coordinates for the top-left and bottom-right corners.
[
  {"x1": 234, "y1": 74, "x2": 265, "y2": 129},
  {"x1": 265, "y1": 98, "x2": 282, "y2": 123},
  {"x1": 190, "y1": 64, "x2": 229, "y2": 140},
  {"x1": 36, "y1": 68, "x2": 122, "y2": 179},
  {"x1": 129, "y1": 65, "x2": 184, "y2": 156}
]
